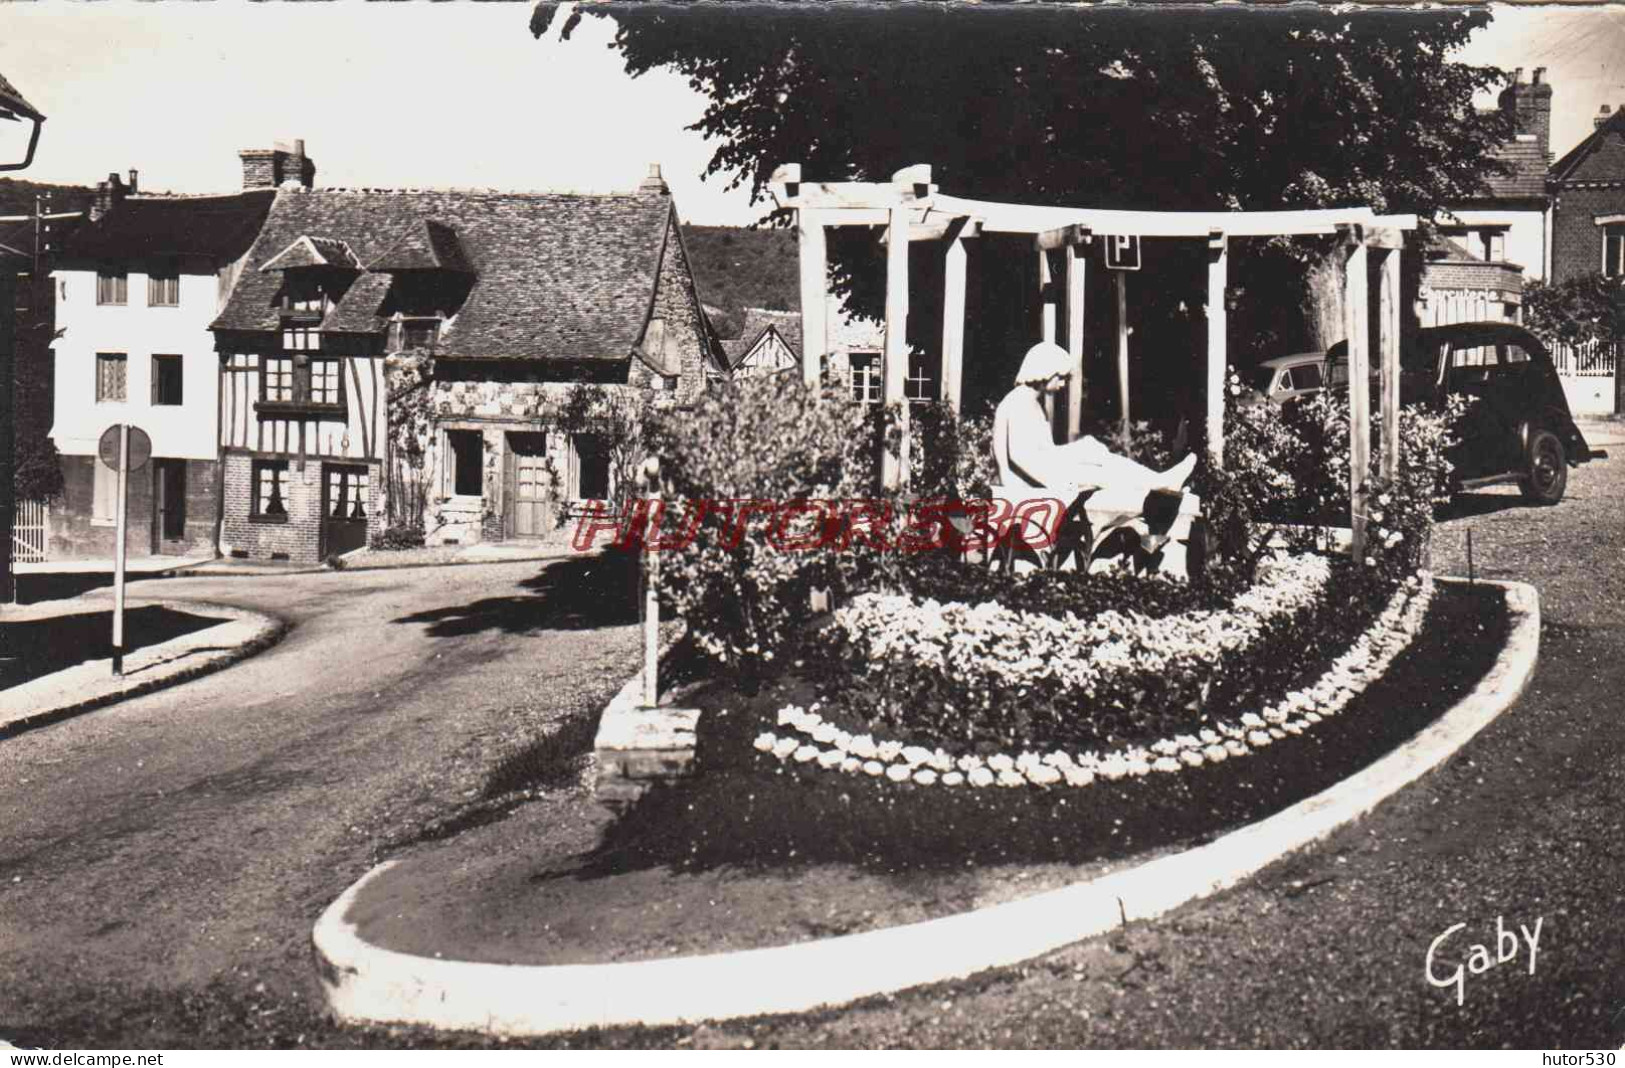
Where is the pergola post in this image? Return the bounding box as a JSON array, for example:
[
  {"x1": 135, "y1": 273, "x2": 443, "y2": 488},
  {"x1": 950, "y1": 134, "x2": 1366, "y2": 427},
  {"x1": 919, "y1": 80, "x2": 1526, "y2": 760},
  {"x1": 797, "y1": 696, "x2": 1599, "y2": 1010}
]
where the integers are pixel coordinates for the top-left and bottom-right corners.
[
  {"x1": 797, "y1": 206, "x2": 828, "y2": 388},
  {"x1": 941, "y1": 226, "x2": 968, "y2": 414},
  {"x1": 1116, "y1": 271, "x2": 1131, "y2": 441},
  {"x1": 883, "y1": 202, "x2": 910, "y2": 489},
  {"x1": 1065, "y1": 240, "x2": 1087, "y2": 441},
  {"x1": 1342, "y1": 226, "x2": 1372, "y2": 559},
  {"x1": 1376, "y1": 241, "x2": 1402, "y2": 483},
  {"x1": 1205, "y1": 230, "x2": 1228, "y2": 468},
  {"x1": 1037, "y1": 246, "x2": 1056, "y2": 344}
]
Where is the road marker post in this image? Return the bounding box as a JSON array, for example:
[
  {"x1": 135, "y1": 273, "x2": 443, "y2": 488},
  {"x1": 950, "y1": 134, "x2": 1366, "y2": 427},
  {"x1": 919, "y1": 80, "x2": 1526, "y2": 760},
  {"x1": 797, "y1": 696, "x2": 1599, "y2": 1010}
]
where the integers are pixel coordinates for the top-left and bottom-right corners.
[{"x1": 99, "y1": 423, "x2": 150, "y2": 677}]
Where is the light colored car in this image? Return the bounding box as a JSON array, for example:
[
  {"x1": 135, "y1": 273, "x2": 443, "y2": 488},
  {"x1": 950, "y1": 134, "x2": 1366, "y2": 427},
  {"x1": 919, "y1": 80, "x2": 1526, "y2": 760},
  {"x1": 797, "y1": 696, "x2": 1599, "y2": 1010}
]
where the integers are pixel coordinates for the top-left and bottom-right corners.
[{"x1": 1243, "y1": 352, "x2": 1327, "y2": 407}]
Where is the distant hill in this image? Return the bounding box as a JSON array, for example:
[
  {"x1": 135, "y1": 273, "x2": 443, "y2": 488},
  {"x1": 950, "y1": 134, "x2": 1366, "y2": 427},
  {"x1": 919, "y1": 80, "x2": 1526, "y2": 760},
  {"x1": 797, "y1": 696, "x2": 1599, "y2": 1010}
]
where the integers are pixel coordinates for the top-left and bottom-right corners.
[
  {"x1": 0, "y1": 177, "x2": 94, "y2": 218},
  {"x1": 681, "y1": 225, "x2": 798, "y2": 332}
]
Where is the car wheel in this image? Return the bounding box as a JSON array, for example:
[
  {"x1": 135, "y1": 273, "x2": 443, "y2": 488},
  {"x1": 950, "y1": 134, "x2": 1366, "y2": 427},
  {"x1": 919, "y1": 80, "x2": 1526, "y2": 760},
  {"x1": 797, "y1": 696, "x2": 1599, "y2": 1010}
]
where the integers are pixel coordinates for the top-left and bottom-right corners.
[{"x1": 1520, "y1": 428, "x2": 1568, "y2": 505}]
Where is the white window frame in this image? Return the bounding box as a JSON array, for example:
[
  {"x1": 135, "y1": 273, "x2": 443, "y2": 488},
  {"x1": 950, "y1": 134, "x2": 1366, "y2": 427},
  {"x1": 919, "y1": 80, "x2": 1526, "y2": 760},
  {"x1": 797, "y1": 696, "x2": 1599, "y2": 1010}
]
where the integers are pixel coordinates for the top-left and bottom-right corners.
[{"x1": 1597, "y1": 215, "x2": 1625, "y2": 278}]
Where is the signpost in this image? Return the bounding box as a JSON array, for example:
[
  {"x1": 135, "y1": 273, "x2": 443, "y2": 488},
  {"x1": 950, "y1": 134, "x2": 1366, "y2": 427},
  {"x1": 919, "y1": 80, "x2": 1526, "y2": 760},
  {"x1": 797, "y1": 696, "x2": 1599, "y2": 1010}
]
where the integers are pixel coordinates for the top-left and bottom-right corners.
[
  {"x1": 98, "y1": 423, "x2": 150, "y2": 676},
  {"x1": 1104, "y1": 236, "x2": 1140, "y2": 438}
]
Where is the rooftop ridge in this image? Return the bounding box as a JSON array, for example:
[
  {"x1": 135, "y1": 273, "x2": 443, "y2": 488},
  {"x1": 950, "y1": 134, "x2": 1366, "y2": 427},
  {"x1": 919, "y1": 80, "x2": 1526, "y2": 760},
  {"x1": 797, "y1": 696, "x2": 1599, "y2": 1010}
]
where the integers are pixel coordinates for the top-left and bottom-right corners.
[{"x1": 293, "y1": 185, "x2": 669, "y2": 198}]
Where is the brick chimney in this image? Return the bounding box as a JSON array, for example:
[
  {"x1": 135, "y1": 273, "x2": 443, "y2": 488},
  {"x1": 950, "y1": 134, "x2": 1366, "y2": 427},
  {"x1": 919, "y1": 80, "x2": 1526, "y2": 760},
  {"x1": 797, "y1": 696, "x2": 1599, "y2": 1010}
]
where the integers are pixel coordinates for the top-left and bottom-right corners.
[
  {"x1": 1597, "y1": 104, "x2": 1614, "y2": 131},
  {"x1": 239, "y1": 139, "x2": 316, "y2": 191},
  {"x1": 1498, "y1": 66, "x2": 1552, "y2": 161},
  {"x1": 89, "y1": 171, "x2": 129, "y2": 222},
  {"x1": 637, "y1": 163, "x2": 669, "y2": 195}
]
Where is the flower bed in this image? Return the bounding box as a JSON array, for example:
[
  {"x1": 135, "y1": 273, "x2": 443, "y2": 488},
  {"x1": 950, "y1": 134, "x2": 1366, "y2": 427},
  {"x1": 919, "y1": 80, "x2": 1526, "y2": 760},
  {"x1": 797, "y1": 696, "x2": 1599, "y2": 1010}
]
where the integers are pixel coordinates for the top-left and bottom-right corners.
[
  {"x1": 820, "y1": 551, "x2": 1378, "y2": 752},
  {"x1": 758, "y1": 570, "x2": 1432, "y2": 790}
]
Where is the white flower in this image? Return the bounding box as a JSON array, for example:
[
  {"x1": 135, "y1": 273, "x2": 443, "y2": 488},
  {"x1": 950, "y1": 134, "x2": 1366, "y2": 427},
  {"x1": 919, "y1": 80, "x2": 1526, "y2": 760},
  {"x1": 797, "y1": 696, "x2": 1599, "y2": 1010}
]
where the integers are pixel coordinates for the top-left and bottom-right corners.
[
  {"x1": 997, "y1": 769, "x2": 1027, "y2": 788},
  {"x1": 818, "y1": 749, "x2": 845, "y2": 769},
  {"x1": 1152, "y1": 756, "x2": 1181, "y2": 773},
  {"x1": 942, "y1": 771, "x2": 965, "y2": 787},
  {"x1": 901, "y1": 745, "x2": 934, "y2": 768},
  {"x1": 956, "y1": 754, "x2": 985, "y2": 773},
  {"x1": 1240, "y1": 712, "x2": 1265, "y2": 729},
  {"x1": 776, "y1": 707, "x2": 798, "y2": 728},
  {"x1": 840, "y1": 757, "x2": 863, "y2": 774},
  {"x1": 772, "y1": 738, "x2": 800, "y2": 760},
  {"x1": 1026, "y1": 765, "x2": 1063, "y2": 786},
  {"x1": 1043, "y1": 750, "x2": 1074, "y2": 767},
  {"x1": 1063, "y1": 766, "x2": 1095, "y2": 787},
  {"x1": 968, "y1": 767, "x2": 996, "y2": 788},
  {"x1": 848, "y1": 735, "x2": 878, "y2": 760},
  {"x1": 794, "y1": 745, "x2": 819, "y2": 763},
  {"x1": 1180, "y1": 749, "x2": 1205, "y2": 768},
  {"x1": 987, "y1": 753, "x2": 1016, "y2": 773},
  {"x1": 886, "y1": 764, "x2": 913, "y2": 783},
  {"x1": 1224, "y1": 739, "x2": 1249, "y2": 758},
  {"x1": 754, "y1": 732, "x2": 778, "y2": 753},
  {"x1": 812, "y1": 723, "x2": 839, "y2": 745},
  {"x1": 929, "y1": 750, "x2": 955, "y2": 773},
  {"x1": 863, "y1": 760, "x2": 885, "y2": 777},
  {"x1": 1203, "y1": 744, "x2": 1228, "y2": 764},
  {"x1": 913, "y1": 769, "x2": 938, "y2": 786},
  {"x1": 1246, "y1": 730, "x2": 1272, "y2": 748},
  {"x1": 876, "y1": 740, "x2": 904, "y2": 763}
]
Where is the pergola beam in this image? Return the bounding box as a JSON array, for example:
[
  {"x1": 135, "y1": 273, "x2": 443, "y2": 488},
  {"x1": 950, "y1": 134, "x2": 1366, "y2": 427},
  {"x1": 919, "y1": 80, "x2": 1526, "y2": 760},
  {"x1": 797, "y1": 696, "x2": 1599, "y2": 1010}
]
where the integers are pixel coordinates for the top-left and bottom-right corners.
[
  {"x1": 1065, "y1": 240, "x2": 1087, "y2": 440},
  {"x1": 882, "y1": 201, "x2": 910, "y2": 489},
  {"x1": 796, "y1": 210, "x2": 828, "y2": 387},
  {"x1": 1206, "y1": 230, "x2": 1228, "y2": 468},
  {"x1": 1378, "y1": 245, "x2": 1402, "y2": 483},
  {"x1": 1342, "y1": 225, "x2": 1372, "y2": 559}
]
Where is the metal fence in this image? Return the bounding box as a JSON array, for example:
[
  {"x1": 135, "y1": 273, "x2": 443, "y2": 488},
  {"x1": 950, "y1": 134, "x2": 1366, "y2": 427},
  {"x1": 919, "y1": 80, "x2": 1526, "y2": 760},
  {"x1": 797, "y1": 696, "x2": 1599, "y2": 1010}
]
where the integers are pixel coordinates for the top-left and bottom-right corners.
[
  {"x1": 1548, "y1": 339, "x2": 1621, "y2": 377},
  {"x1": 12, "y1": 498, "x2": 48, "y2": 563}
]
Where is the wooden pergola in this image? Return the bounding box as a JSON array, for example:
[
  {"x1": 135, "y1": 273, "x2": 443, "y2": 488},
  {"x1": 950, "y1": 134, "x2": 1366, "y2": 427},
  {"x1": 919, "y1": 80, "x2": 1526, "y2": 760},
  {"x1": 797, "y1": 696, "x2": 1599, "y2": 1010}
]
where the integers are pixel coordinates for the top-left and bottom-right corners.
[{"x1": 770, "y1": 164, "x2": 1417, "y2": 558}]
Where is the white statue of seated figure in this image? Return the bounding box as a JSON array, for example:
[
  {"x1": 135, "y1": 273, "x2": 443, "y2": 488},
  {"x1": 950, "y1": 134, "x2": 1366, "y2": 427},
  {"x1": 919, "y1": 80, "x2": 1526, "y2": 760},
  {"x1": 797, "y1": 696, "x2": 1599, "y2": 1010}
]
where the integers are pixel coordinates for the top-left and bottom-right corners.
[{"x1": 992, "y1": 341, "x2": 1200, "y2": 567}]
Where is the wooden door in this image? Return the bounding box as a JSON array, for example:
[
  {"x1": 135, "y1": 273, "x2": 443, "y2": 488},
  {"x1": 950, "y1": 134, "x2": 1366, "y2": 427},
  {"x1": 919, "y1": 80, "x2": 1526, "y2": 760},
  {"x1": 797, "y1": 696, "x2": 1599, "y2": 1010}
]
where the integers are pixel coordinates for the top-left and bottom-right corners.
[
  {"x1": 153, "y1": 459, "x2": 188, "y2": 553},
  {"x1": 321, "y1": 464, "x2": 371, "y2": 558},
  {"x1": 507, "y1": 433, "x2": 549, "y2": 537}
]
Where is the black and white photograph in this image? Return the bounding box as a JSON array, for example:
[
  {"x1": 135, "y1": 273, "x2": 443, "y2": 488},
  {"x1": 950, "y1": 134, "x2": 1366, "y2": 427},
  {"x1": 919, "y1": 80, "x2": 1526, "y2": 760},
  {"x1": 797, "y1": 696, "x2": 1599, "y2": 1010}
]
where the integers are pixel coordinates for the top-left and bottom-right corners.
[{"x1": 1, "y1": 0, "x2": 1623, "y2": 1051}]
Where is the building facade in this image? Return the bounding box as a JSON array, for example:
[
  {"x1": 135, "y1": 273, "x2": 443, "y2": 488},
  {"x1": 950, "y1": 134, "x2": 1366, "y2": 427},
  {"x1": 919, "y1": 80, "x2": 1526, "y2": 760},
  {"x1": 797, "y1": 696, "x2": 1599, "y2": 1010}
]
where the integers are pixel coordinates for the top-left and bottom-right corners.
[
  {"x1": 48, "y1": 175, "x2": 272, "y2": 558},
  {"x1": 1549, "y1": 102, "x2": 1625, "y2": 285}
]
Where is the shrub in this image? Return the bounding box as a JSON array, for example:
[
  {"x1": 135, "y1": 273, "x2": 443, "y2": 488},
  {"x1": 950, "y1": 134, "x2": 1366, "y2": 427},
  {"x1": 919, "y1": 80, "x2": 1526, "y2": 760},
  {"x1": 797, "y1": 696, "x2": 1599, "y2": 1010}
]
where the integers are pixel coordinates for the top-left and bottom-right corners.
[
  {"x1": 645, "y1": 374, "x2": 886, "y2": 668},
  {"x1": 370, "y1": 523, "x2": 426, "y2": 551}
]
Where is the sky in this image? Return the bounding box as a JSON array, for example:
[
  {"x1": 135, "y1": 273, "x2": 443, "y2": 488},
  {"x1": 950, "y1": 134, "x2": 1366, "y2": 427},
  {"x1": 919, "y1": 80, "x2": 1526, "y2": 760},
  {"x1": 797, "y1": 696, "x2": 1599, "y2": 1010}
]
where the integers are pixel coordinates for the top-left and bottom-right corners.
[{"x1": 3, "y1": 2, "x2": 1625, "y2": 225}]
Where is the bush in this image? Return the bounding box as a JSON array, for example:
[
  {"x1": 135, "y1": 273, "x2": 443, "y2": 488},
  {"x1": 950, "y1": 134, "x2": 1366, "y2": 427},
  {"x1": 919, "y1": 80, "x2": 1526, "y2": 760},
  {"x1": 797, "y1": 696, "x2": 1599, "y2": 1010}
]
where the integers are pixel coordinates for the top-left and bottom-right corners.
[
  {"x1": 370, "y1": 523, "x2": 426, "y2": 551},
  {"x1": 645, "y1": 374, "x2": 886, "y2": 668}
]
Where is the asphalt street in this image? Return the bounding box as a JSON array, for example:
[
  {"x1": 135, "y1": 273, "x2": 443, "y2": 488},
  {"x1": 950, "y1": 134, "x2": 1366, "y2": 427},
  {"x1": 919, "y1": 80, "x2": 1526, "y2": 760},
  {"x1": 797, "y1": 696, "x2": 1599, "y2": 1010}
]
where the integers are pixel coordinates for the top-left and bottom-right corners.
[{"x1": 0, "y1": 554, "x2": 643, "y2": 1018}]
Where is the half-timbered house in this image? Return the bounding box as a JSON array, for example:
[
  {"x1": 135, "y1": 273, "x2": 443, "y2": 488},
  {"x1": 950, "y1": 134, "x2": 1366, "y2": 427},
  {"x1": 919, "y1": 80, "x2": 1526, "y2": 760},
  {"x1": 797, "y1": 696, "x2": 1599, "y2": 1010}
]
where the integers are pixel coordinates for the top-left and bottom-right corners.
[{"x1": 211, "y1": 152, "x2": 721, "y2": 561}]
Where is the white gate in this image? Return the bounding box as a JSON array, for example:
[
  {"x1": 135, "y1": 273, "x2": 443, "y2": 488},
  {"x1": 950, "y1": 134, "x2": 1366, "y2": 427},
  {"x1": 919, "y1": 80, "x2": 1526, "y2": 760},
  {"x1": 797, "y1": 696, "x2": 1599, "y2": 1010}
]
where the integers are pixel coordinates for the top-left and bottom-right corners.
[
  {"x1": 12, "y1": 498, "x2": 48, "y2": 563},
  {"x1": 1548, "y1": 339, "x2": 1619, "y2": 416}
]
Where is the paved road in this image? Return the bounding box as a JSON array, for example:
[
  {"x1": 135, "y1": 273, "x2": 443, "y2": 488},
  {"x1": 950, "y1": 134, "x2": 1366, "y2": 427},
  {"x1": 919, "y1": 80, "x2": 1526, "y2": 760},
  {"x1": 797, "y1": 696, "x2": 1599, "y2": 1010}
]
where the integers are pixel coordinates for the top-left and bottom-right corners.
[{"x1": 0, "y1": 555, "x2": 643, "y2": 1025}]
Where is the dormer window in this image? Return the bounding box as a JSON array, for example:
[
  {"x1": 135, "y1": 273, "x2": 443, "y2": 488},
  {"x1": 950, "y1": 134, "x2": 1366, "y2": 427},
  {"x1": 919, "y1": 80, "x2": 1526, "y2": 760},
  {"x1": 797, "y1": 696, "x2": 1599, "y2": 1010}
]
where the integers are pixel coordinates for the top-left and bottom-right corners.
[
  {"x1": 387, "y1": 314, "x2": 441, "y2": 353},
  {"x1": 284, "y1": 275, "x2": 331, "y2": 316}
]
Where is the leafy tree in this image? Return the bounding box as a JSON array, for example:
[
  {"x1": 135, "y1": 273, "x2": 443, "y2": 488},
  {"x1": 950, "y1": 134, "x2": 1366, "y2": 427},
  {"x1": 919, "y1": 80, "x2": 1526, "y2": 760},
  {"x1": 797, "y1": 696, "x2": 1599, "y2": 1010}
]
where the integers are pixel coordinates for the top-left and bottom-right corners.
[
  {"x1": 538, "y1": 5, "x2": 1512, "y2": 418},
  {"x1": 1522, "y1": 272, "x2": 1625, "y2": 346}
]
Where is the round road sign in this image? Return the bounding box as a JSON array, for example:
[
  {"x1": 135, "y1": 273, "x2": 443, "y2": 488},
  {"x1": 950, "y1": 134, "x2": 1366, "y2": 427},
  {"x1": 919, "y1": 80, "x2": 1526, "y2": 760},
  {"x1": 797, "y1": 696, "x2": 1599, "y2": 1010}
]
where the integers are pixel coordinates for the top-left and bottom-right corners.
[{"x1": 98, "y1": 424, "x2": 153, "y2": 473}]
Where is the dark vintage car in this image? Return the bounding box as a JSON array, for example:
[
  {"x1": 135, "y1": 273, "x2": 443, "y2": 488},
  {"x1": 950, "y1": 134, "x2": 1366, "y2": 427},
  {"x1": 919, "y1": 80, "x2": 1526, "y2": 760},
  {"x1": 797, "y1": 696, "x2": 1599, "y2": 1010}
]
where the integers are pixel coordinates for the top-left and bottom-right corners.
[{"x1": 1327, "y1": 322, "x2": 1600, "y2": 505}]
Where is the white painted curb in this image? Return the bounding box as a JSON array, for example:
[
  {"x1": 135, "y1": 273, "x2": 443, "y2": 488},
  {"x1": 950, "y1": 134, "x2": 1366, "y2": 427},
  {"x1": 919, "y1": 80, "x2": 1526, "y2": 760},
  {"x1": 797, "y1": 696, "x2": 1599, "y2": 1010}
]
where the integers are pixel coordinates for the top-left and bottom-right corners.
[{"x1": 312, "y1": 578, "x2": 1538, "y2": 1038}]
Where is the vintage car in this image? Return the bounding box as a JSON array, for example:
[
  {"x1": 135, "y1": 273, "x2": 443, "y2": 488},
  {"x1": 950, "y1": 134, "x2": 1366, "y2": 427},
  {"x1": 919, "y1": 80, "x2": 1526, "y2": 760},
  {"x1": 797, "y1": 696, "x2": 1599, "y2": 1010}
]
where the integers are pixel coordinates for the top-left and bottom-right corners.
[{"x1": 1327, "y1": 322, "x2": 1599, "y2": 505}]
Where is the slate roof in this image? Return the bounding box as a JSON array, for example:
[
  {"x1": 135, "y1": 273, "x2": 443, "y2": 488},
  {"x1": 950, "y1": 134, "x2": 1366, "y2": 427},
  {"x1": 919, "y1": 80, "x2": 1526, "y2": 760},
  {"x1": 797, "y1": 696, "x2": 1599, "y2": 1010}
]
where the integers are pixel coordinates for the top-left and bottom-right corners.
[
  {"x1": 1483, "y1": 137, "x2": 1550, "y2": 199},
  {"x1": 369, "y1": 219, "x2": 473, "y2": 273},
  {"x1": 0, "y1": 70, "x2": 43, "y2": 122},
  {"x1": 721, "y1": 307, "x2": 801, "y2": 368},
  {"x1": 214, "y1": 188, "x2": 677, "y2": 362},
  {"x1": 56, "y1": 190, "x2": 275, "y2": 265},
  {"x1": 258, "y1": 234, "x2": 361, "y2": 272},
  {"x1": 1551, "y1": 109, "x2": 1625, "y2": 184}
]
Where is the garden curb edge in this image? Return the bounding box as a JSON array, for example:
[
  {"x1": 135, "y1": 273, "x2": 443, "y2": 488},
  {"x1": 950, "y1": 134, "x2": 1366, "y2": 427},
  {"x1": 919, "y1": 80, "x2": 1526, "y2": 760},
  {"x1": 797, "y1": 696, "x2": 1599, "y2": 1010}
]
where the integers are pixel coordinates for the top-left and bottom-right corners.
[
  {"x1": 310, "y1": 577, "x2": 1538, "y2": 1039},
  {"x1": 0, "y1": 600, "x2": 289, "y2": 740}
]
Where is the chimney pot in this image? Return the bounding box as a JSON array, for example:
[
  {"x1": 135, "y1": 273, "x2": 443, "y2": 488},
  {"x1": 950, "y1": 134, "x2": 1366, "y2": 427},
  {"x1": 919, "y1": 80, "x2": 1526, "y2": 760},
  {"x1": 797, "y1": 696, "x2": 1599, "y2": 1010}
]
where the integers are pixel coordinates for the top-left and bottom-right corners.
[
  {"x1": 294, "y1": 138, "x2": 306, "y2": 157},
  {"x1": 1512, "y1": 67, "x2": 1523, "y2": 84},
  {"x1": 127, "y1": 169, "x2": 138, "y2": 194},
  {"x1": 1533, "y1": 67, "x2": 1546, "y2": 85}
]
